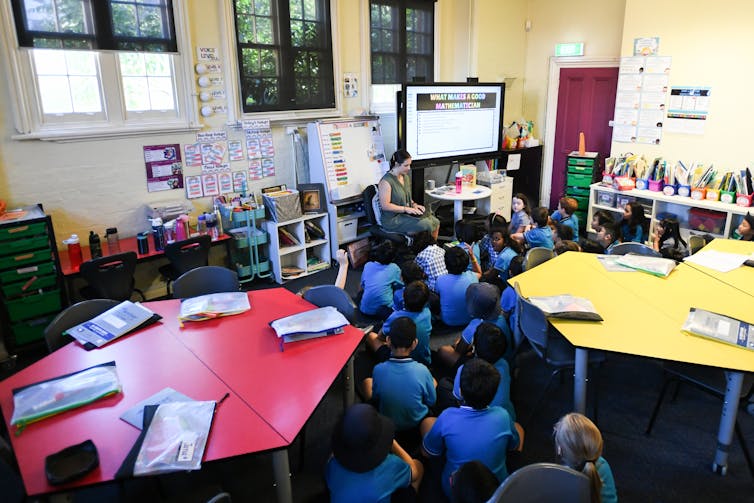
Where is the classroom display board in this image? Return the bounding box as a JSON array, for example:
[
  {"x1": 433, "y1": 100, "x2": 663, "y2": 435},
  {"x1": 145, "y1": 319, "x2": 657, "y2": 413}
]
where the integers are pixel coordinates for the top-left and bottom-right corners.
[{"x1": 308, "y1": 118, "x2": 388, "y2": 202}]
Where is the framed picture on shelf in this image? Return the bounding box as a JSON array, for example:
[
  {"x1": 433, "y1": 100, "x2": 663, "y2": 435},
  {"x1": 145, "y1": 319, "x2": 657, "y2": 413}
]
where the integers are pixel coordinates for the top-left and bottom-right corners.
[{"x1": 298, "y1": 183, "x2": 325, "y2": 213}]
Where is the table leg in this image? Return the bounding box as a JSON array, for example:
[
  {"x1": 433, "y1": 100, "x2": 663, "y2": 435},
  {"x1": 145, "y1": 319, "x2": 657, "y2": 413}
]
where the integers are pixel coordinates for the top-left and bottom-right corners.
[
  {"x1": 712, "y1": 370, "x2": 744, "y2": 475},
  {"x1": 573, "y1": 348, "x2": 588, "y2": 414},
  {"x1": 343, "y1": 355, "x2": 355, "y2": 409},
  {"x1": 453, "y1": 200, "x2": 463, "y2": 227},
  {"x1": 272, "y1": 449, "x2": 292, "y2": 503}
]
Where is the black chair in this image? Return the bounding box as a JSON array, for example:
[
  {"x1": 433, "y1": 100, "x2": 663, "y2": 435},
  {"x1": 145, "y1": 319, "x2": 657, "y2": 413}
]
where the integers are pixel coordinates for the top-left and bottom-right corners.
[
  {"x1": 645, "y1": 363, "x2": 754, "y2": 478},
  {"x1": 172, "y1": 266, "x2": 240, "y2": 299},
  {"x1": 302, "y1": 285, "x2": 358, "y2": 325},
  {"x1": 80, "y1": 252, "x2": 145, "y2": 302},
  {"x1": 515, "y1": 282, "x2": 605, "y2": 425},
  {"x1": 159, "y1": 235, "x2": 212, "y2": 296},
  {"x1": 362, "y1": 184, "x2": 413, "y2": 247},
  {"x1": 487, "y1": 462, "x2": 590, "y2": 503},
  {"x1": 44, "y1": 299, "x2": 119, "y2": 352},
  {"x1": 607, "y1": 242, "x2": 661, "y2": 257}
]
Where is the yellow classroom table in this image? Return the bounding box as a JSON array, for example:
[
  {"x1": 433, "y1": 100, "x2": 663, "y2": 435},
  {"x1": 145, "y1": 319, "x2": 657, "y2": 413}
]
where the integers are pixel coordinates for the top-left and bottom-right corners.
[
  {"x1": 683, "y1": 238, "x2": 754, "y2": 297},
  {"x1": 514, "y1": 251, "x2": 754, "y2": 475}
]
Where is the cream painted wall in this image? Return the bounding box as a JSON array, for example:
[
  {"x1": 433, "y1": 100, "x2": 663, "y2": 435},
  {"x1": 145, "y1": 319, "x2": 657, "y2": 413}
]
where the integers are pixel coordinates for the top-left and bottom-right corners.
[
  {"x1": 616, "y1": 0, "x2": 754, "y2": 169},
  {"x1": 523, "y1": 0, "x2": 626, "y2": 140}
]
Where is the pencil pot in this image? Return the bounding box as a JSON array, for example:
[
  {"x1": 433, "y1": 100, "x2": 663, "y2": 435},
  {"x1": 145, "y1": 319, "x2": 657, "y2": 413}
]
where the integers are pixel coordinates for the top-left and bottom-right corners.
[
  {"x1": 601, "y1": 172, "x2": 613, "y2": 185},
  {"x1": 648, "y1": 179, "x2": 663, "y2": 192},
  {"x1": 736, "y1": 193, "x2": 754, "y2": 207},
  {"x1": 635, "y1": 178, "x2": 649, "y2": 190},
  {"x1": 720, "y1": 191, "x2": 736, "y2": 204},
  {"x1": 677, "y1": 185, "x2": 691, "y2": 197},
  {"x1": 705, "y1": 189, "x2": 720, "y2": 202},
  {"x1": 690, "y1": 188, "x2": 707, "y2": 201},
  {"x1": 662, "y1": 184, "x2": 677, "y2": 196}
]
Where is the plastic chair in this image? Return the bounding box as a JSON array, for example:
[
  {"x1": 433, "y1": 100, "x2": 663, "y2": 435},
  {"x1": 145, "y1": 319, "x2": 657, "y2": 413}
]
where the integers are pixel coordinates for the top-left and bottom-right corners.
[
  {"x1": 159, "y1": 235, "x2": 212, "y2": 295},
  {"x1": 43, "y1": 299, "x2": 119, "y2": 352},
  {"x1": 523, "y1": 246, "x2": 554, "y2": 271},
  {"x1": 362, "y1": 184, "x2": 413, "y2": 247},
  {"x1": 607, "y1": 242, "x2": 661, "y2": 257},
  {"x1": 688, "y1": 234, "x2": 706, "y2": 255},
  {"x1": 645, "y1": 363, "x2": 754, "y2": 478},
  {"x1": 302, "y1": 285, "x2": 358, "y2": 324},
  {"x1": 172, "y1": 266, "x2": 240, "y2": 299},
  {"x1": 515, "y1": 282, "x2": 605, "y2": 425},
  {"x1": 486, "y1": 462, "x2": 590, "y2": 503},
  {"x1": 80, "y1": 252, "x2": 145, "y2": 302}
]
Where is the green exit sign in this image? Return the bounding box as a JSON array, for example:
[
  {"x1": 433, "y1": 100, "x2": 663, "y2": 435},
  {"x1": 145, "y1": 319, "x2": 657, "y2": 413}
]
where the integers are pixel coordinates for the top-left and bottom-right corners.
[{"x1": 555, "y1": 42, "x2": 585, "y2": 57}]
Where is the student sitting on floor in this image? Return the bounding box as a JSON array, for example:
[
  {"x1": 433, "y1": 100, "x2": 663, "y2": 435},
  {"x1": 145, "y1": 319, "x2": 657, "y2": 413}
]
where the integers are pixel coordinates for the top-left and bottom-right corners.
[
  {"x1": 363, "y1": 317, "x2": 437, "y2": 435},
  {"x1": 366, "y1": 281, "x2": 433, "y2": 367},
  {"x1": 359, "y1": 240, "x2": 402, "y2": 320},
  {"x1": 512, "y1": 206, "x2": 554, "y2": 250},
  {"x1": 393, "y1": 260, "x2": 428, "y2": 311},
  {"x1": 651, "y1": 217, "x2": 688, "y2": 258},
  {"x1": 413, "y1": 230, "x2": 448, "y2": 294},
  {"x1": 436, "y1": 246, "x2": 479, "y2": 327},
  {"x1": 450, "y1": 460, "x2": 500, "y2": 503},
  {"x1": 737, "y1": 212, "x2": 754, "y2": 241},
  {"x1": 596, "y1": 220, "x2": 621, "y2": 254},
  {"x1": 326, "y1": 403, "x2": 424, "y2": 503},
  {"x1": 554, "y1": 239, "x2": 582, "y2": 255},
  {"x1": 550, "y1": 196, "x2": 580, "y2": 241},
  {"x1": 479, "y1": 212, "x2": 508, "y2": 271},
  {"x1": 620, "y1": 201, "x2": 648, "y2": 244},
  {"x1": 582, "y1": 209, "x2": 615, "y2": 253},
  {"x1": 554, "y1": 412, "x2": 618, "y2": 503},
  {"x1": 422, "y1": 359, "x2": 520, "y2": 499},
  {"x1": 509, "y1": 193, "x2": 532, "y2": 235}
]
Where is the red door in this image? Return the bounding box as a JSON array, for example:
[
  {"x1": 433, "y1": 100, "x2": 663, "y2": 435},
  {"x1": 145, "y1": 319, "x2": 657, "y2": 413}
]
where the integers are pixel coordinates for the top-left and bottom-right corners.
[{"x1": 551, "y1": 67, "x2": 618, "y2": 209}]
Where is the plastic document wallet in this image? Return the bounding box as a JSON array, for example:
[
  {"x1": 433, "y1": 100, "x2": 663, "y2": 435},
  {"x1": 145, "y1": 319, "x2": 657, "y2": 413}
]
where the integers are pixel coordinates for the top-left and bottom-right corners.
[
  {"x1": 269, "y1": 306, "x2": 349, "y2": 350},
  {"x1": 682, "y1": 308, "x2": 754, "y2": 351}
]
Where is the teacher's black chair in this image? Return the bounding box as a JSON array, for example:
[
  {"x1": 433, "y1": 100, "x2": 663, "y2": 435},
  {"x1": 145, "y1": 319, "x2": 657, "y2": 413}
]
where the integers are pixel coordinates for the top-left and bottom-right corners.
[{"x1": 362, "y1": 184, "x2": 413, "y2": 248}]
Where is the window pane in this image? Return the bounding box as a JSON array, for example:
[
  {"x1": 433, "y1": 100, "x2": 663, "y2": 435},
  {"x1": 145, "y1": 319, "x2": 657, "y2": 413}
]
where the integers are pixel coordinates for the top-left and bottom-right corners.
[
  {"x1": 289, "y1": 0, "x2": 302, "y2": 18},
  {"x1": 236, "y1": 15, "x2": 255, "y2": 43},
  {"x1": 119, "y1": 52, "x2": 175, "y2": 111},
  {"x1": 144, "y1": 53, "x2": 171, "y2": 76},
  {"x1": 148, "y1": 76, "x2": 174, "y2": 109},
  {"x1": 303, "y1": 0, "x2": 317, "y2": 20},
  {"x1": 37, "y1": 75, "x2": 73, "y2": 113},
  {"x1": 33, "y1": 48, "x2": 68, "y2": 75},
  {"x1": 254, "y1": 0, "x2": 271, "y2": 16},
  {"x1": 119, "y1": 52, "x2": 147, "y2": 76},
  {"x1": 123, "y1": 76, "x2": 150, "y2": 110},
  {"x1": 69, "y1": 75, "x2": 101, "y2": 112},
  {"x1": 23, "y1": 0, "x2": 89, "y2": 34},
  {"x1": 257, "y1": 16, "x2": 273, "y2": 44},
  {"x1": 33, "y1": 48, "x2": 103, "y2": 114},
  {"x1": 112, "y1": 3, "x2": 139, "y2": 36},
  {"x1": 137, "y1": 5, "x2": 165, "y2": 38}
]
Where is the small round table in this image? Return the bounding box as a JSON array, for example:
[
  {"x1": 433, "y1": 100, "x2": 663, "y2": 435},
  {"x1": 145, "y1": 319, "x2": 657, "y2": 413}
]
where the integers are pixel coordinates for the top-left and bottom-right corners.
[{"x1": 425, "y1": 184, "x2": 492, "y2": 225}]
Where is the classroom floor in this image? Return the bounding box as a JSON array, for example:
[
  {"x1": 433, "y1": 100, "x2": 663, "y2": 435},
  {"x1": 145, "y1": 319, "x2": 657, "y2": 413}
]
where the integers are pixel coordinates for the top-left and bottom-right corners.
[{"x1": 2, "y1": 265, "x2": 754, "y2": 503}]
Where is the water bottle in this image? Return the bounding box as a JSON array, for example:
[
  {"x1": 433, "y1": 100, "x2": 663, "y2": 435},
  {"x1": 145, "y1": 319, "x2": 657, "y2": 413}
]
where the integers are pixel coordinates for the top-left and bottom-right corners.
[
  {"x1": 137, "y1": 232, "x2": 150, "y2": 255},
  {"x1": 197, "y1": 214, "x2": 207, "y2": 235},
  {"x1": 151, "y1": 217, "x2": 165, "y2": 251},
  {"x1": 105, "y1": 227, "x2": 120, "y2": 254},
  {"x1": 89, "y1": 231, "x2": 102, "y2": 259},
  {"x1": 175, "y1": 214, "x2": 188, "y2": 242},
  {"x1": 455, "y1": 171, "x2": 463, "y2": 194},
  {"x1": 63, "y1": 234, "x2": 83, "y2": 269}
]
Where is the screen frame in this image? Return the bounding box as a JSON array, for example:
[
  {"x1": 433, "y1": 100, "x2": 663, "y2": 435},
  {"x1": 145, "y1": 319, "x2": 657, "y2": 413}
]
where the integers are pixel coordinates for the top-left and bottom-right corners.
[{"x1": 399, "y1": 82, "x2": 506, "y2": 167}]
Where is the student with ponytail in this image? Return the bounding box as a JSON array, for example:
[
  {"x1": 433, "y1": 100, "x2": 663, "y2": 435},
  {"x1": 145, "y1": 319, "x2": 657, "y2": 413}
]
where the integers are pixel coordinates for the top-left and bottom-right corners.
[{"x1": 553, "y1": 413, "x2": 617, "y2": 503}]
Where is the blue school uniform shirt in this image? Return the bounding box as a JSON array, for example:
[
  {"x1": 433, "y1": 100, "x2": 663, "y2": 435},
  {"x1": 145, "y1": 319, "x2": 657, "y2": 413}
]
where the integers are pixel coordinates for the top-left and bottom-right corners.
[
  {"x1": 360, "y1": 261, "x2": 402, "y2": 316},
  {"x1": 382, "y1": 307, "x2": 433, "y2": 366},
  {"x1": 326, "y1": 454, "x2": 411, "y2": 503},
  {"x1": 452, "y1": 358, "x2": 516, "y2": 421},
  {"x1": 509, "y1": 210, "x2": 531, "y2": 233},
  {"x1": 621, "y1": 221, "x2": 645, "y2": 243},
  {"x1": 596, "y1": 456, "x2": 618, "y2": 503},
  {"x1": 551, "y1": 211, "x2": 579, "y2": 241},
  {"x1": 423, "y1": 405, "x2": 519, "y2": 498},
  {"x1": 436, "y1": 271, "x2": 478, "y2": 326},
  {"x1": 461, "y1": 315, "x2": 515, "y2": 363},
  {"x1": 372, "y1": 357, "x2": 436, "y2": 431},
  {"x1": 523, "y1": 226, "x2": 554, "y2": 249},
  {"x1": 493, "y1": 246, "x2": 519, "y2": 282}
]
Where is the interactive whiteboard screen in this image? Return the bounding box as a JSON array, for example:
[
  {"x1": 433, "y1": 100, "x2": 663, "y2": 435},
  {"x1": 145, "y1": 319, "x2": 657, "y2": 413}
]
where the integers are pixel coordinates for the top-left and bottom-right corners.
[{"x1": 308, "y1": 119, "x2": 388, "y2": 202}]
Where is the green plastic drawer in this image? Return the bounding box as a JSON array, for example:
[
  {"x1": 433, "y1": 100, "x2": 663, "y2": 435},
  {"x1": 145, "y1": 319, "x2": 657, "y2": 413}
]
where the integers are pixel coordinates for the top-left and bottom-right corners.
[
  {"x1": 567, "y1": 156, "x2": 596, "y2": 167},
  {"x1": 11, "y1": 315, "x2": 55, "y2": 346},
  {"x1": 567, "y1": 164, "x2": 594, "y2": 176},
  {"x1": 566, "y1": 173, "x2": 593, "y2": 188},
  {"x1": 0, "y1": 261, "x2": 55, "y2": 284},
  {"x1": 575, "y1": 210, "x2": 588, "y2": 228},
  {"x1": 566, "y1": 186, "x2": 590, "y2": 198},
  {"x1": 0, "y1": 236, "x2": 50, "y2": 257},
  {"x1": 0, "y1": 248, "x2": 52, "y2": 270},
  {"x1": 572, "y1": 195, "x2": 589, "y2": 211},
  {"x1": 6, "y1": 289, "x2": 62, "y2": 322},
  {"x1": 2, "y1": 273, "x2": 58, "y2": 297},
  {"x1": 0, "y1": 221, "x2": 47, "y2": 242}
]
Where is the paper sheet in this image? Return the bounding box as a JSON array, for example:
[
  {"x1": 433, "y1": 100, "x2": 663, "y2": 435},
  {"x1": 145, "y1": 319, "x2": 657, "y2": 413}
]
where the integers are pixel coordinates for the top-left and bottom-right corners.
[{"x1": 684, "y1": 250, "x2": 749, "y2": 273}]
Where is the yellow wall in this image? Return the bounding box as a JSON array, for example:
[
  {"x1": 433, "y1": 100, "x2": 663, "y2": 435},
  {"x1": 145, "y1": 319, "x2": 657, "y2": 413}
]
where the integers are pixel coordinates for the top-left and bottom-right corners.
[{"x1": 616, "y1": 0, "x2": 754, "y2": 168}]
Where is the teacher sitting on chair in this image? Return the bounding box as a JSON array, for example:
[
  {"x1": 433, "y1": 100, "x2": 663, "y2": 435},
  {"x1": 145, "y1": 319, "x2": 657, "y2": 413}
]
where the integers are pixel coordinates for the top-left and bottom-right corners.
[{"x1": 379, "y1": 149, "x2": 440, "y2": 240}]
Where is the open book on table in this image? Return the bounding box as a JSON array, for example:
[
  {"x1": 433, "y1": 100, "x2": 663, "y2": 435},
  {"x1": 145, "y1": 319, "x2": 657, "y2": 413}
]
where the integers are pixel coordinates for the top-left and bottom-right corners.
[
  {"x1": 65, "y1": 301, "x2": 161, "y2": 348},
  {"x1": 178, "y1": 292, "x2": 251, "y2": 323}
]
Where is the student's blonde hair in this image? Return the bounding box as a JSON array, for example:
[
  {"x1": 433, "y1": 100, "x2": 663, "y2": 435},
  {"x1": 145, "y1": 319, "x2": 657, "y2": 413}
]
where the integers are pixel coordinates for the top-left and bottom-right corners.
[{"x1": 554, "y1": 413, "x2": 603, "y2": 503}]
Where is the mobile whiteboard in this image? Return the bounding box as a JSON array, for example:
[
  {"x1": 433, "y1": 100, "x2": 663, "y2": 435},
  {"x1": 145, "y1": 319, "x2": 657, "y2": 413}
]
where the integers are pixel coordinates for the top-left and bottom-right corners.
[{"x1": 308, "y1": 118, "x2": 388, "y2": 202}]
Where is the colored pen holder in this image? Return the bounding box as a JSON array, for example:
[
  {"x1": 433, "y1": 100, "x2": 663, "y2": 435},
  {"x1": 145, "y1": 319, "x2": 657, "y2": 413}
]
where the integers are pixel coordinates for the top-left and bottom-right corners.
[
  {"x1": 677, "y1": 185, "x2": 691, "y2": 197},
  {"x1": 736, "y1": 193, "x2": 754, "y2": 207},
  {"x1": 720, "y1": 191, "x2": 736, "y2": 204},
  {"x1": 662, "y1": 184, "x2": 677, "y2": 196},
  {"x1": 648, "y1": 179, "x2": 663, "y2": 192},
  {"x1": 705, "y1": 189, "x2": 720, "y2": 202},
  {"x1": 635, "y1": 178, "x2": 649, "y2": 190},
  {"x1": 601, "y1": 172, "x2": 614, "y2": 185},
  {"x1": 690, "y1": 188, "x2": 707, "y2": 201}
]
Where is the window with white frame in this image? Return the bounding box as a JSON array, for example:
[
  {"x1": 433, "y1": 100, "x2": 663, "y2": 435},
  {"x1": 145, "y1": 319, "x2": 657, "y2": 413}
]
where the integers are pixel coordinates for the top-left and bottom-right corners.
[{"x1": 3, "y1": 0, "x2": 195, "y2": 139}]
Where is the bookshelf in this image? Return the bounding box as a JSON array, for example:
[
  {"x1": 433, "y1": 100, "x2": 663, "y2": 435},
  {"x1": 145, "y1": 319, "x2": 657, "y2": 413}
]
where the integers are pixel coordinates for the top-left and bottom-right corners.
[{"x1": 263, "y1": 212, "x2": 331, "y2": 283}]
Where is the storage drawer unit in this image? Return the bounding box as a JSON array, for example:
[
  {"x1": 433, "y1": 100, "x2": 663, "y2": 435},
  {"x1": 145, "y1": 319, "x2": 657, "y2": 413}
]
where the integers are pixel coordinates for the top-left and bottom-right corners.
[
  {"x1": 565, "y1": 152, "x2": 600, "y2": 231},
  {"x1": 0, "y1": 205, "x2": 65, "y2": 349}
]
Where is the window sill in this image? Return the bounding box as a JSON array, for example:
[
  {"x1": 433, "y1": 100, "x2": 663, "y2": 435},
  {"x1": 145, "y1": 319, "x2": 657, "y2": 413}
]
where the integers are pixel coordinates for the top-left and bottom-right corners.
[{"x1": 11, "y1": 123, "x2": 204, "y2": 143}]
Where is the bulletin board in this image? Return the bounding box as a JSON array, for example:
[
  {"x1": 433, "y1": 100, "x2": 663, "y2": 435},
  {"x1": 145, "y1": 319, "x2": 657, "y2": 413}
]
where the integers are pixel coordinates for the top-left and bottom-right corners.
[{"x1": 307, "y1": 118, "x2": 388, "y2": 202}]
